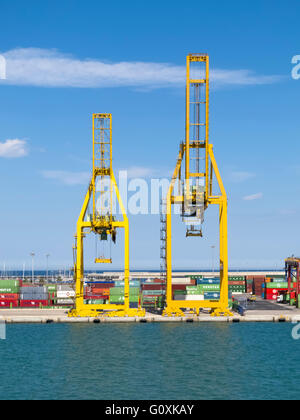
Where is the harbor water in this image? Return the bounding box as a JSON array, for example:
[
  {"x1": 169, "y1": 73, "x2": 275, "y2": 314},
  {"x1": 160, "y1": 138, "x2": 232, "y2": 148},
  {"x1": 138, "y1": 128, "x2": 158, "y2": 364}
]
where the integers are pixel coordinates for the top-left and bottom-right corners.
[{"x1": 0, "y1": 323, "x2": 299, "y2": 400}]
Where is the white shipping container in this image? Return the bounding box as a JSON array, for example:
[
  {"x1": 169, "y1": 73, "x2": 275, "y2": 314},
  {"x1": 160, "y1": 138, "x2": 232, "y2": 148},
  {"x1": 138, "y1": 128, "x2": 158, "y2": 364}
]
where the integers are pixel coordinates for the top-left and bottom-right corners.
[
  {"x1": 56, "y1": 290, "x2": 75, "y2": 298},
  {"x1": 174, "y1": 294, "x2": 204, "y2": 301},
  {"x1": 56, "y1": 299, "x2": 74, "y2": 304},
  {"x1": 57, "y1": 285, "x2": 74, "y2": 292},
  {"x1": 172, "y1": 277, "x2": 192, "y2": 285},
  {"x1": 185, "y1": 294, "x2": 204, "y2": 301}
]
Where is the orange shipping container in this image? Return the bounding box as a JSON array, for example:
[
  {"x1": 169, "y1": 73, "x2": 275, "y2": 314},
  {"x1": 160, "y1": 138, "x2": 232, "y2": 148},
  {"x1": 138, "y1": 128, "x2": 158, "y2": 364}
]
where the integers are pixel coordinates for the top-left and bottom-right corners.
[
  {"x1": 92, "y1": 288, "x2": 110, "y2": 295},
  {"x1": 0, "y1": 294, "x2": 19, "y2": 300}
]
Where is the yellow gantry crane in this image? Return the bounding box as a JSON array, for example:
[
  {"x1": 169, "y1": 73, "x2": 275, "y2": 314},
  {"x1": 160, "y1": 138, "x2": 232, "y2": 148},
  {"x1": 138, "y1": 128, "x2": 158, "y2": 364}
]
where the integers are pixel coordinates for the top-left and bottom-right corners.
[
  {"x1": 69, "y1": 114, "x2": 145, "y2": 317},
  {"x1": 162, "y1": 54, "x2": 232, "y2": 317}
]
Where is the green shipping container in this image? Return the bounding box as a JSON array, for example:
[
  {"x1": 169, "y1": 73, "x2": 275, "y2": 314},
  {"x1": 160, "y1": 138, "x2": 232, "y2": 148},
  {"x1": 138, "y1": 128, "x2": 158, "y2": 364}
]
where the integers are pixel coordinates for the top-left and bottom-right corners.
[
  {"x1": 109, "y1": 286, "x2": 124, "y2": 293},
  {"x1": 114, "y1": 280, "x2": 140, "y2": 287},
  {"x1": 110, "y1": 286, "x2": 140, "y2": 295},
  {"x1": 174, "y1": 290, "x2": 187, "y2": 295},
  {"x1": 197, "y1": 284, "x2": 220, "y2": 292},
  {"x1": 46, "y1": 285, "x2": 57, "y2": 292},
  {"x1": 186, "y1": 289, "x2": 201, "y2": 295},
  {"x1": 0, "y1": 279, "x2": 20, "y2": 287},
  {"x1": 110, "y1": 296, "x2": 139, "y2": 303},
  {"x1": 266, "y1": 282, "x2": 288, "y2": 289},
  {"x1": 142, "y1": 290, "x2": 165, "y2": 296},
  {"x1": 186, "y1": 286, "x2": 198, "y2": 291},
  {"x1": 84, "y1": 299, "x2": 105, "y2": 304},
  {"x1": 0, "y1": 287, "x2": 19, "y2": 294}
]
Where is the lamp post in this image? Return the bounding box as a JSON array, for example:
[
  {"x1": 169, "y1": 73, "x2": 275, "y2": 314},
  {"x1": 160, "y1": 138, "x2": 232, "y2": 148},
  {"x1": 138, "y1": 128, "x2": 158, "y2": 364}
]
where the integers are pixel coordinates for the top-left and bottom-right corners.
[
  {"x1": 30, "y1": 252, "x2": 35, "y2": 284},
  {"x1": 46, "y1": 254, "x2": 50, "y2": 282}
]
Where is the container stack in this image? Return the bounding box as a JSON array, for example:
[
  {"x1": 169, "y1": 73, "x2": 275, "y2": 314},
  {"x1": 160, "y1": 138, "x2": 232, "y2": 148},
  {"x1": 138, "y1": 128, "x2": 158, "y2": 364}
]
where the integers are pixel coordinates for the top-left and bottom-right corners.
[
  {"x1": 250, "y1": 276, "x2": 265, "y2": 296},
  {"x1": 84, "y1": 281, "x2": 114, "y2": 304},
  {"x1": 174, "y1": 277, "x2": 233, "y2": 307},
  {"x1": 110, "y1": 282, "x2": 141, "y2": 308},
  {"x1": 55, "y1": 285, "x2": 75, "y2": 306},
  {"x1": 245, "y1": 276, "x2": 254, "y2": 293},
  {"x1": 141, "y1": 279, "x2": 165, "y2": 310},
  {"x1": 19, "y1": 286, "x2": 49, "y2": 307},
  {"x1": 46, "y1": 284, "x2": 57, "y2": 304},
  {"x1": 228, "y1": 276, "x2": 246, "y2": 294},
  {"x1": 262, "y1": 276, "x2": 297, "y2": 302},
  {"x1": 0, "y1": 279, "x2": 20, "y2": 307}
]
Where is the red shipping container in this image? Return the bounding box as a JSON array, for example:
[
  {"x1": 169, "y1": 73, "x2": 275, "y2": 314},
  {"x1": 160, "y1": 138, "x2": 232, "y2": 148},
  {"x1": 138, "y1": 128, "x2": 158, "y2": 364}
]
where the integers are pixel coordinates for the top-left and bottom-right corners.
[
  {"x1": 20, "y1": 300, "x2": 49, "y2": 307},
  {"x1": 84, "y1": 295, "x2": 108, "y2": 300},
  {"x1": 91, "y1": 283, "x2": 114, "y2": 289},
  {"x1": 266, "y1": 289, "x2": 278, "y2": 295},
  {"x1": 172, "y1": 285, "x2": 187, "y2": 291},
  {"x1": 0, "y1": 299, "x2": 19, "y2": 307},
  {"x1": 266, "y1": 288, "x2": 288, "y2": 294},
  {"x1": 228, "y1": 281, "x2": 245, "y2": 286},
  {"x1": 142, "y1": 284, "x2": 165, "y2": 290},
  {"x1": 266, "y1": 294, "x2": 278, "y2": 301},
  {"x1": 0, "y1": 294, "x2": 19, "y2": 300}
]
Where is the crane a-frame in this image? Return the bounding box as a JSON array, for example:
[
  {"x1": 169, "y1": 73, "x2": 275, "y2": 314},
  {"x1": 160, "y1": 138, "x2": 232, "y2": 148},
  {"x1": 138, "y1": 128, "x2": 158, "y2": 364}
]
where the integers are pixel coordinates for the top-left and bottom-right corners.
[
  {"x1": 162, "y1": 54, "x2": 232, "y2": 317},
  {"x1": 69, "y1": 114, "x2": 145, "y2": 317}
]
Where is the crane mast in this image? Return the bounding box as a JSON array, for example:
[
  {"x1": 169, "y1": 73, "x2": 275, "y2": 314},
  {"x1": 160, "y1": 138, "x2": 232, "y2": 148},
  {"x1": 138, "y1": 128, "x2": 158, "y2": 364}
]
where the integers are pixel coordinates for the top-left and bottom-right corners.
[
  {"x1": 69, "y1": 114, "x2": 145, "y2": 318},
  {"x1": 163, "y1": 54, "x2": 232, "y2": 317}
]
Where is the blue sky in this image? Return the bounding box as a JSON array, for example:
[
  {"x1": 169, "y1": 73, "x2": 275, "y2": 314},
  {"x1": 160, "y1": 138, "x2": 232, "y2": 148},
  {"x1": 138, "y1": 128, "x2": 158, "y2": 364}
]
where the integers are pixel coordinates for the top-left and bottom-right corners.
[{"x1": 0, "y1": 0, "x2": 299, "y2": 271}]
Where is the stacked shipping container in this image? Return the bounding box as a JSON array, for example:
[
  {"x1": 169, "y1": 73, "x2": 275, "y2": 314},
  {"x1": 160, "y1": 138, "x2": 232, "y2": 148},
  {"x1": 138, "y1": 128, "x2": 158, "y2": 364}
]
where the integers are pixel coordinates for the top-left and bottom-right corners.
[{"x1": 0, "y1": 279, "x2": 20, "y2": 307}]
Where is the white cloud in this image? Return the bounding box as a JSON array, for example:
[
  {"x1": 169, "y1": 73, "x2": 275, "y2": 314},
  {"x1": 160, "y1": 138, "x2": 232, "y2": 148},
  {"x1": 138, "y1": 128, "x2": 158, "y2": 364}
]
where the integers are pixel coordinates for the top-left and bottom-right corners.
[
  {"x1": 42, "y1": 170, "x2": 90, "y2": 186},
  {"x1": 0, "y1": 139, "x2": 28, "y2": 158},
  {"x1": 243, "y1": 192, "x2": 263, "y2": 201},
  {"x1": 0, "y1": 48, "x2": 282, "y2": 89},
  {"x1": 229, "y1": 171, "x2": 256, "y2": 183}
]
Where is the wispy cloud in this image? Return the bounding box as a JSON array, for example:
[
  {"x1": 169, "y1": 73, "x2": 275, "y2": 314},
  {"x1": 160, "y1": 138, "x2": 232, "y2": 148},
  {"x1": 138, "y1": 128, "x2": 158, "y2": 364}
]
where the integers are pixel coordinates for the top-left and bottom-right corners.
[
  {"x1": 42, "y1": 166, "x2": 172, "y2": 187},
  {"x1": 243, "y1": 192, "x2": 263, "y2": 201},
  {"x1": 0, "y1": 139, "x2": 28, "y2": 158},
  {"x1": 42, "y1": 170, "x2": 90, "y2": 186},
  {"x1": 0, "y1": 48, "x2": 282, "y2": 89},
  {"x1": 229, "y1": 171, "x2": 256, "y2": 183},
  {"x1": 279, "y1": 209, "x2": 297, "y2": 216},
  {"x1": 118, "y1": 166, "x2": 171, "y2": 179}
]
